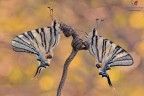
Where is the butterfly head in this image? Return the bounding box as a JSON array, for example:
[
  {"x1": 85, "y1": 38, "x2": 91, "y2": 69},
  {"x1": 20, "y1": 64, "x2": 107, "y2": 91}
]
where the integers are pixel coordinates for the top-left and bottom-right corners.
[{"x1": 96, "y1": 63, "x2": 113, "y2": 87}]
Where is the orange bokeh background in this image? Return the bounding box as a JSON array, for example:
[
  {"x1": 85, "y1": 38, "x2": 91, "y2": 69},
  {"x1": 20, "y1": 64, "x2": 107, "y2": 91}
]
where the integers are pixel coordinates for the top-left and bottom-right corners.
[{"x1": 0, "y1": 0, "x2": 143, "y2": 96}]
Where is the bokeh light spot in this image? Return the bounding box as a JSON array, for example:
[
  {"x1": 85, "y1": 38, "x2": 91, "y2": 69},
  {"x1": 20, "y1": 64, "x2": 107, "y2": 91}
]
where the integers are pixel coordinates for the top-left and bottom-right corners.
[
  {"x1": 129, "y1": 12, "x2": 144, "y2": 29},
  {"x1": 39, "y1": 76, "x2": 54, "y2": 91}
]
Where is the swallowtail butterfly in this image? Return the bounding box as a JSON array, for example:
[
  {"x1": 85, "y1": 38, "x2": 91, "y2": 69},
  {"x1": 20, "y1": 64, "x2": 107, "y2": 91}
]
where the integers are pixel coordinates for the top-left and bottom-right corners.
[
  {"x1": 12, "y1": 20, "x2": 61, "y2": 77},
  {"x1": 88, "y1": 27, "x2": 134, "y2": 87}
]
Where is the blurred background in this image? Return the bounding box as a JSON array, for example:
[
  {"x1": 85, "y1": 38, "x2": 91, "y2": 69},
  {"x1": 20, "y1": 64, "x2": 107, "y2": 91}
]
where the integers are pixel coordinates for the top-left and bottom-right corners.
[{"x1": 0, "y1": 0, "x2": 143, "y2": 96}]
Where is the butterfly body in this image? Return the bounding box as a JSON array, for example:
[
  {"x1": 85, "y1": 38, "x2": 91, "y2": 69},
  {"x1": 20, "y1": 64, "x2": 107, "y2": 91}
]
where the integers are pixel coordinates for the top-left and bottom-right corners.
[
  {"x1": 12, "y1": 20, "x2": 61, "y2": 77},
  {"x1": 88, "y1": 28, "x2": 134, "y2": 87}
]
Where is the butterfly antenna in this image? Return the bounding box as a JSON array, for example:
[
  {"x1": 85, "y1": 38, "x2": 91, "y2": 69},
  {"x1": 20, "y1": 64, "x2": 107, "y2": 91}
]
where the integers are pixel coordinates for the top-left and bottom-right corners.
[
  {"x1": 96, "y1": 19, "x2": 99, "y2": 28},
  {"x1": 47, "y1": 6, "x2": 54, "y2": 21},
  {"x1": 99, "y1": 19, "x2": 104, "y2": 28},
  {"x1": 51, "y1": 8, "x2": 54, "y2": 21},
  {"x1": 96, "y1": 19, "x2": 104, "y2": 28}
]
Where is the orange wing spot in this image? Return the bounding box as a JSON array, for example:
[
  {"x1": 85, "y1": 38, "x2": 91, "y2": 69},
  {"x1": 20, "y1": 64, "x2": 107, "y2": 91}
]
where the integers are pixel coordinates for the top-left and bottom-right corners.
[
  {"x1": 45, "y1": 54, "x2": 52, "y2": 59},
  {"x1": 96, "y1": 63, "x2": 102, "y2": 68},
  {"x1": 99, "y1": 63, "x2": 102, "y2": 67},
  {"x1": 42, "y1": 42, "x2": 44, "y2": 46}
]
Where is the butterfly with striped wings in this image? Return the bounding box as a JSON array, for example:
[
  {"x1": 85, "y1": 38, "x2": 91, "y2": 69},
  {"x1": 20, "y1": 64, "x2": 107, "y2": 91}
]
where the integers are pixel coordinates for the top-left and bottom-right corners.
[
  {"x1": 12, "y1": 20, "x2": 61, "y2": 77},
  {"x1": 88, "y1": 26, "x2": 134, "y2": 87}
]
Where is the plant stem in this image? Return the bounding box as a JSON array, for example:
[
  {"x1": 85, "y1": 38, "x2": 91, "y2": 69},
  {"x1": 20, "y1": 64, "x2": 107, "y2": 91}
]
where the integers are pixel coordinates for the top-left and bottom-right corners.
[{"x1": 57, "y1": 49, "x2": 78, "y2": 96}]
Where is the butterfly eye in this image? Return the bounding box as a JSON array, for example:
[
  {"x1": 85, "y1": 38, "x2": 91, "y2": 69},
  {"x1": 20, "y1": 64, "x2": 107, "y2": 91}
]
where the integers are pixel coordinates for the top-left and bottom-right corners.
[
  {"x1": 45, "y1": 54, "x2": 53, "y2": 59},
  {"x1": 96, "y1": 64, "x2": 102, "y2": 68}
]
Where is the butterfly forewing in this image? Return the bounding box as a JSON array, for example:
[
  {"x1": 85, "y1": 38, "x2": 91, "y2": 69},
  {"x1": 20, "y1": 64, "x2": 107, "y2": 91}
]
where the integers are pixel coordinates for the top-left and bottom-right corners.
[
  {"x1": 12, "y1": 35, "x2": 38, "y2": 54},
  {"x1": 107, "y1": 49, "x2": 133, "y2": 67},
  {"x1": 12, "y1": 26, "x2": 60, "y2": 55}
]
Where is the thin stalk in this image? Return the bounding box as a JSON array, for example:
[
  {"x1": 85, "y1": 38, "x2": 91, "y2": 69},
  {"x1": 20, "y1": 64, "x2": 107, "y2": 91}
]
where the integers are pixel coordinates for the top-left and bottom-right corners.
[{"x1": 57, "y1": 49, "x2": 78, "y2": 96}]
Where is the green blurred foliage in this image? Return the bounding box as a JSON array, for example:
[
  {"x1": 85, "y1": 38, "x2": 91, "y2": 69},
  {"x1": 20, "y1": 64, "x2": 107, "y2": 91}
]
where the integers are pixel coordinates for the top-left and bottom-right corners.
[{"x1": 0, "y1": 0, "x2": 143, "y2": 96}]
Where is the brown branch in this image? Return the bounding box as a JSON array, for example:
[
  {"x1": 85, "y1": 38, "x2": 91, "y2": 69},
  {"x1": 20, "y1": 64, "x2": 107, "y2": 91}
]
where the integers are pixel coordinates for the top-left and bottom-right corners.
[
  {"x1": 57, "y1": 49, "x2": 78, "y2": 96},
  {"x1": 56, "y1": 23, "x2": 89, "y2": 96}
]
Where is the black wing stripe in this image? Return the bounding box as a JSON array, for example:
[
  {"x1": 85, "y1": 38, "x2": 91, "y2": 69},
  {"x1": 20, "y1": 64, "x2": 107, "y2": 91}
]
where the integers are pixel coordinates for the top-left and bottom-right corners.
[
  {"x1": 24, "y1": 32, "x2": 35, "y2": 45},
  {"x1": 108, "y1": 45, "x2": 120, "y2": 61},
  {"x1": 12, "y1": 40, "x2": 36, "y2": 52},
  {"x1": 12, "y1": 41, "x2": 36, "y2": 53},
  {"x1": 39, "y1": 31, "x2": 44, "y2": 47},
  {"x1": 111, "y1": 46, "x2": 121, "y2": 58},
  {"x1": 108, "y1": 43, "x2": 112, "y2": 56},
  {"x1": 108, "y1": 54, "x2": 131, "y2": 63},
  {"x1": 31, "y1": 30, "x2": 42, "y2": 48},
  {"x1": 22, "y1": 33, "x2": 30, "y2": 40},
  {"x1": 22, "y1": 32, "x2": 35, "y2": 46},
  {"x1": 111, "y1": 59, "x2": 132, "y2": 63},
  {"x1": 91, "y1": 41, "x2": 95, "y2": 55},
  {"x1": 115, "y1": 49, "x2": 126, "y2": 56},
  {"x1": 44, "y1": 27, "x2": 51, "y2": 53},
  {"x1": 102, "y1": 39, "x2": 107, "y2": 60},
  {"x1": 109, "y1": 60, "x2": 133, "y2": 67},
  {"x1": 97, "y1": 36, "x2": 104, "y2": 62},
  {"x1": 16, "y1": 36, "x2": 36, "y2": 51},
  {"x1": 53, "y1": 20, "x2": 57, "y2": 36},
  {"x1": 95, "y1": 36, "x2": 101, "y2": 62},
  {"x1": 33, "y1": 37, "x2": 39, "y2": 49},
  {"x1": 92, "y1": 29, "x2": 95, "y2": 45},
  {"x1": 27, "y1": 30, "x2": 40, "y2": 49},
  {"x1": 41, "y1": 28, "x2": 47, "y2": 50},
  {"x1": 36, "y1": 29, "x2": 40, "y2": 34},
  {"x1": 27, "y1": 31, "x2": 34, "y2": 39},
  {"x1": 103, "y1": 40, "x2": 111, "y2": 57},
  {"x1": 13, "y1": 46, "x2": 36, "y2": 54},
  {"x1": 89, "y1": 32, "x2": 96, "y2": 56},
  {"x1": 52, "y1": 23, "x2": 56, "y2": 47},
  {"x1": 115, "y1": 54, "x2": 130, "y2": 60},
  {"x1": 47, "y1": 27, "x2": 53, "y2": 53}
]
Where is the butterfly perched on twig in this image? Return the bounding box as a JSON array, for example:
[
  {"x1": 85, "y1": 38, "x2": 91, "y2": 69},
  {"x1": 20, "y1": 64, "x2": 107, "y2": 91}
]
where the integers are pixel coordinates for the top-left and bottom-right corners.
[
  {"x1": 87, "y1": 19, "x2": 134, "y2": 87},
  {"x1": 12, "y1": 20, "x2": 61, "y2": 77},
  {"x1": 12, "y1": 7, "x2": 62, "y2": 77}
]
